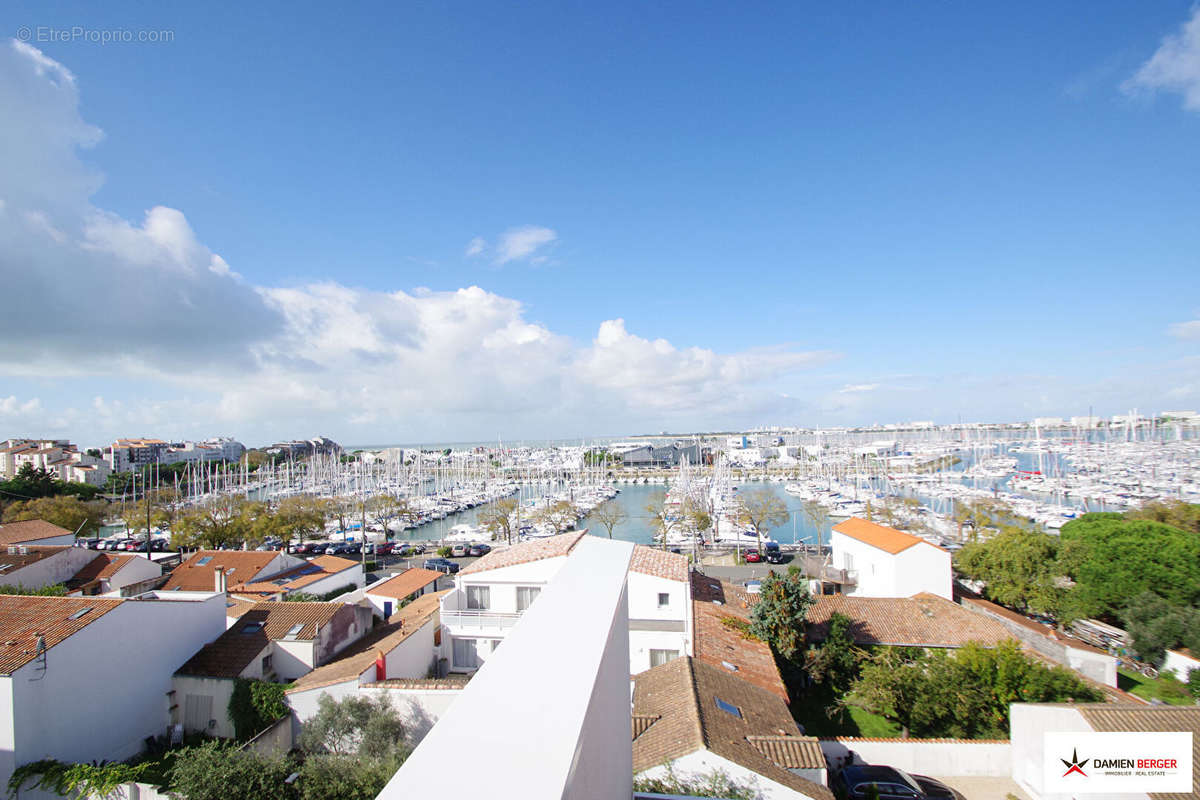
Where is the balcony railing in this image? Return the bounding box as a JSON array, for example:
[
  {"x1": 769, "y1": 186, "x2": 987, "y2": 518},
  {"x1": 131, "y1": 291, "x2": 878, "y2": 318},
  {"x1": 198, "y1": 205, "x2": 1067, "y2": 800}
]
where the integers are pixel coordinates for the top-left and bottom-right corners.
[{"x1": 442, "y1": 609, "x2": 523, "y2": 630}]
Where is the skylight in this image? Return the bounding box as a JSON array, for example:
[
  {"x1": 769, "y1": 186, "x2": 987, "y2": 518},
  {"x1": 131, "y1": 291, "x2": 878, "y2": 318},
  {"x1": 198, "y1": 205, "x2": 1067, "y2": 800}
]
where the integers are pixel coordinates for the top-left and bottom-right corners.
[
  {"x1": 721, "y1": 660, "x2": 738, "y2": 672},
  {"x1": 68, "y1": 607, "x2": 93, "y2": 620},
  {"x1": 241, "y1": 621, "x2": 265, "y2": 634},
  {"x1": 196, "y1": 556, "x2": 213, "y2": 566},
  {"x1": 715, "y1": 697, "x2": 741, "y2": 718},
  {"x1": 283, "y1": 623, "x2": 305, "y2": 640}
]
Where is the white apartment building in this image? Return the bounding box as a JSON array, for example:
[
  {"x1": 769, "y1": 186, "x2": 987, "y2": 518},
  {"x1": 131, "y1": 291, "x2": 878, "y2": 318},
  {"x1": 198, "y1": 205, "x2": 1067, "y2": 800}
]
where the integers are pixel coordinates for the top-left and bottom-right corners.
[
  {"x1": 829, "y1": 517, "x2": 952, "y2": 600},
  {"x1": 0, "y1": 546, "x2": 162, "y2": 596},
  {"x1": 105, "y1": 436, "x2": 245, "y2": 473},
  {"x1": 0, "y1": 592, "x2": 226, "y2": 792},
  {"x1": 0, "y1": 438, "x2": 111, "y2": 486},
  {"x1": 438, "y1": 532, "x2": 692, "y2": 676}
]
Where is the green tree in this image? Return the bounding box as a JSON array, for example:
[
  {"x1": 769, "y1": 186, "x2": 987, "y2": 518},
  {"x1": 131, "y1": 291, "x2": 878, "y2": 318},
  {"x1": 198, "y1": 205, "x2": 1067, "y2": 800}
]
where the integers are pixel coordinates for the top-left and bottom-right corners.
[
  {"x1": 479, "y1": 497, "x2": 519, "y2": 544},
  {"x1": 1126, "y1": 500, "x2": 1200, "y2": 534},
  {"x1": 173, "y1": 496, "x2": 261, "y2": 549},
  {"x1": 298, "y1": 693, "x2": 407, "y2": 759},
  {"x1": 2, "y1": 495, "x2": 106, "y2": 537},
  {"x1": 1120, "y1": 592, "x2": 1200, "y2": 665},
  {"x1": 633, "y1": 765, "x2": 757, "y2": 799},
  {"x1": 275, "y1": 495, "x2": 330, "y2": 547},
  {"x1": 748, "y1": 570, "x2": 813, "y2": 661},
  {"x1": 296, "y1": 752, "x2": 405, "y2": 800},
  {"x1": 168, "y1": 740, "x2": 296, "y2": 800},
  {"x1": 590, "y1": 499, "x2": 628, "y2": 539},
  {"x1": 734, "y1": 489, "x2": 789, "y2": 551},
  {"x1": 807, "y1": 612, "x2": 862, "y2": 697},
  {"x1": 955, "y1": 526, "x2": 1063, "y2": 615},
  {"x1": 645, "y1": 491, "x2": 686, "y2": 550}
]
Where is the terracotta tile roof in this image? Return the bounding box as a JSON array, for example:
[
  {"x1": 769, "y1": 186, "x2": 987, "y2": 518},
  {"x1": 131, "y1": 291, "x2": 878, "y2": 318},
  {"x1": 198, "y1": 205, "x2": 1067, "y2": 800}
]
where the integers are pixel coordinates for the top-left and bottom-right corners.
[
  {"x1": 0, "y1": 520, "x2": 74, "y2": 546},
  {"x1": 460, "y1": 531, "x2": 585, "y2": 575},
  {"x1": 366, "y1": 569, "x2": 445, "y2": 599},
  {"x1": 962, "y1": 597, "x2": 1111, "y2": 655},
  {"x1": 0, "y1": 545, "x2": 70, "y2": 573},
  {"x1": 360, "y1": 676, "x2": 470, "y2": 690},
  {"x1": 1078, "y1": 705, "x2": 1200, "y2": 800},
  {"x1": 288, "y1": 592, "x2": 445, "y2": 693},
  {"x1": 163, "y1": 550, "x2": 283, "y2": 592},
  {"x1": 633, "y1": 657, "x2": 832, "y2": 800},
  {"x1": 690, "y1": 572, "x2": 789, "y2": 702},
  {"x1": 176, "y1": 601, "x2": 345, "y2": 679},
  {"x1": 0, "y1": 595, "x2": 123, "y2": 674},
  {"x1": 832, "y1": 517, "x2": 944, "y2": 554},
  {"x1": 230, "y1": 555, "x2": 359, "y2": 596},
  {"x1": 226, "y1": 599, "x2": 257, "y2": 619},
  {"x1": 630, "y1": 545, "x2": 689, "y2": 583},
  {"x1": 70, "y1": 553, "x2": 142, "y2": 584},
  {"x1": 632, "y1": 714, "x2": 660, "y2": 739},
  {"x1": 806, "y1": 593, "x2": 1013, "y2": 648},
  {"x1": 747, "y1": 735, "x2": 826, "y2": 769}
]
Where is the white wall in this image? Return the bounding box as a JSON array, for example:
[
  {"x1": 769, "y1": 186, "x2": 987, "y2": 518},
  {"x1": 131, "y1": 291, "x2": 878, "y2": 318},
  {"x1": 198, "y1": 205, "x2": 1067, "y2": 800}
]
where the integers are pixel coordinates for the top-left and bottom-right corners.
[
  {"x1": 380, "y1": 536, "x2": 634, "y2": 800},
  {"x1": 1162, "y1": 648, "x2": 1200, "y2": 681},
  {"x1": 639, "y1": 749, "x2": 821, "y2": 800},
  {"x1": 2, "y1": 593, "x2": 225, "y2": 789},
  {"x1": 273, "y1": 640, "x2": 317, "y2": 680},
  {"x1": 832, "y1": 532, "x2": 951, "y2": 599},
  {"x1": 105, "y1": 556, "x2": 164, "y2": 594},
  {"x1": 894, "y1": 543, "x2": 952, "y2": 600},
  {"x1": 288, "y1": 682, "x2": 462, "y2": 746},
  {"x1": 820, "y1": 738, "x2": 1011, "y2": 777},
  {"x1": 627, "y1": 571, "x2": 691, "y2": 674},
  {"x1": 297, "y1": 565, "x2": 363, "y2": 597},
  {"x1": 172, "y1": 675, "x2": 237, "y2": 739},
  {"x1": 2, "y1": 547, "x2": 96, "y2": 590},
  {"x1": 1009, "y1": 704, "x2": 1093, "y2": 800}
]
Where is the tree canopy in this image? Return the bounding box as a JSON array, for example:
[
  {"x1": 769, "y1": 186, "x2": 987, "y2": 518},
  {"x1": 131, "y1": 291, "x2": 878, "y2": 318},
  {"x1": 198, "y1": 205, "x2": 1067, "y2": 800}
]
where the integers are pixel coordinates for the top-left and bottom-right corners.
[
  {"x1": 955, "y1": 526, "x2": 1063, "y2": 615},
  {"x1": 748, "y1": 569, "x2": 813, "y2": 661},
  {"x1": 1, "y1": 495, "x2": 106, "y2": 537}
]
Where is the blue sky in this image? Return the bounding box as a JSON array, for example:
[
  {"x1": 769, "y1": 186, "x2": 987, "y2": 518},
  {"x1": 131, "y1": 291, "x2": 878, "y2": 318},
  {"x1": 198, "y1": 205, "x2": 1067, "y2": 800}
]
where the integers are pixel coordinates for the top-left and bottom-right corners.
[{"x1": 2, "y1": 2, "x2": 1199, "y2": 446}]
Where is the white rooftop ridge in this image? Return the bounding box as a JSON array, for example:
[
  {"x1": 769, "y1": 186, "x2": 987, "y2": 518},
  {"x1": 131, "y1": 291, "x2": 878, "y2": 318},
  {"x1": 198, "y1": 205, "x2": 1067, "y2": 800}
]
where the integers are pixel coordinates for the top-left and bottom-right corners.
[{"x1": 378, "y1": 535, "x2": 635, "y2": 799}]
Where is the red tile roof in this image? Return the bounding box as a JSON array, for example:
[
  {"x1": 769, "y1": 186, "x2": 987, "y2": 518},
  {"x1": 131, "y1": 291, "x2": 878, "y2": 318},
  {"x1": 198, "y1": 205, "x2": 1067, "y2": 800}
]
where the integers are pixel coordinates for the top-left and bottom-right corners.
[
  {"x1": 690, "y1": 572, "x2": 789, "y2": 702},
  {"x1": 0, "y1": 520, "x2": 74, "y2": 546},
  {"x1": 630, "y1": 545, "x2": 689, "y2": 582},
  {"x1": 832, "y1": 517, "x2": 943, "y2": 554},
  {"x1": 229, "y1": 555, "x2": 359, "y2": 596},
  {"x1": 176, "y1": 601, "x2": 346, "y2": 679},
  {"x1": 366, "y1": 569, "x2": 445, "y2": 599},
  {"x1": 807, "y1": 593, "x2": 1012, "y2": 648},
  {"x1": 163, "y1": 550, "x2": 284, "y2": 592},
  {"x1": 460, "y1": 531, "x2": 585, "y2": 575},
  {"x1": 0, "y1": 595, "x2": 123, "y2": 674},
  {"x1": 70, "y1": 553, "x2": 143, "y2": 584}
]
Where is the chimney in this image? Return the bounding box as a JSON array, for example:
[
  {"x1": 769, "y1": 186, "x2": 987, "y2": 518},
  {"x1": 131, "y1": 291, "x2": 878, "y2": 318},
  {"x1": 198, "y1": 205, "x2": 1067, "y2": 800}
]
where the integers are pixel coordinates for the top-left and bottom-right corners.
[{"x1": 214, "y1": 566, "x2": 226, "y2": 593}]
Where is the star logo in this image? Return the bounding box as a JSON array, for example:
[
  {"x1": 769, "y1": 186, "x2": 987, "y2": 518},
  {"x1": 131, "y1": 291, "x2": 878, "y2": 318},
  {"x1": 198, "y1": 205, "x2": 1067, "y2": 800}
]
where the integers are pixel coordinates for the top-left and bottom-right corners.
[{"x1": 1061, "y1": 748, "x2": 1089, "y2": 778}]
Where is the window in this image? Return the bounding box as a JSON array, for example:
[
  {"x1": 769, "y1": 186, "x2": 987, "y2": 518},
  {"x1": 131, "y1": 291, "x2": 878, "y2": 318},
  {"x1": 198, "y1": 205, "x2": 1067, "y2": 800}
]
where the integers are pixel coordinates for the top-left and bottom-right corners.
[
  {"x1": 516, "y1": 586, "x2": 540, "y2": 612},
  {"x1": 843, "y1": 553, "x2": 854, "y2": 570},
  {"x1": 283, "y1": 623, "x2": 304, "y2": 640},
  {"x1": 657, "y1": 592, "x2": 670, "y2": 608},
  {"x1": 715, "y1": 697, "x2": 742, "y2": 718},
  {"x1": 466, "y1": 585, "x2": 491, "y2": 610},
  {"x1": 453, "y1": 638, "x2": 479, "y2": 669},
  {"x1": 649, "y1": 649, "x2": 679, "y2": 668},
  {"x1": 241, "y1": 621, "x2": 265, "y2": 634},
  {"x1": 261, "y1": 654, "x2": 272, "y2": 673},
  {"x1": 196, "y1": 556, "x2": 213, "y2": 566},
  {"x1": 68, "y1": 607, "x2": 93, "y2": 620}
]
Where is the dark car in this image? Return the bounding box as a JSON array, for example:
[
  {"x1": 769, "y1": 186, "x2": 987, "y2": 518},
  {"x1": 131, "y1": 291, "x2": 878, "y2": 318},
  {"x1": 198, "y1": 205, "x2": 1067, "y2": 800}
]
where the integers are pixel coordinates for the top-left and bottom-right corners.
[
  {"x1": 423, "y1": 558, "x2": 460, "y2": 574},
  {"x1": 308, "y1": 542, "x2": 329, "y2": 555},
  {"x1": 834, "y1": 765, "x2": 964, "y2": 800},
  {"x1": 743, "y1": 549, "x2": 762, "y2": 563},
  {"x1": 763, "y1": 542, "x2": 784, "y2": 563},
  {"x1": 467, "y1": 543, "x2": 492, "y2": 557}
]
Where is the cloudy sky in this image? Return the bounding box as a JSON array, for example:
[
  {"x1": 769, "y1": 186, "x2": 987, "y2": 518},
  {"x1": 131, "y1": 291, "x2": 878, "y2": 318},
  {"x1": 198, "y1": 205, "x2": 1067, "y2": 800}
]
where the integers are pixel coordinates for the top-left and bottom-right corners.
[{"x1": 1, "y1": 2, "x2": 1199, "y2": 447}]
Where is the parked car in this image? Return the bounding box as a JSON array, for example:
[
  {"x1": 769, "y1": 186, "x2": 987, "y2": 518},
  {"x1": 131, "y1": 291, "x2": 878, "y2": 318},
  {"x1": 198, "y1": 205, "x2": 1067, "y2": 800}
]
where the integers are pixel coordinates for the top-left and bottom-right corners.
[
  {"x1": 77, "y1": 538, "x2": 101, "y2": 549},
  {"x1": 467, "y1": 543, "x2": 492, "y2": 557},
  {"x1": 743, "y1": 549, "x2": 762, "y2": 563},
  {"x1": 834, "y1": 765, "x2": 964, "y2": 800},
  {"x1": 374, "y1": 542, "x2": 396, "y2": 556},
  {"x1": 423, "y1": 558, "x2": 460, "y2": 574},
  {"x1": 308, "y1": 542, "x2": 329, "y2": 555},
  {"x1": 449, "y1": 543, "x2": 471, "y2": 558},
  {"x1": 763, "y1": 542, "x2": 784, "y2": 563}
]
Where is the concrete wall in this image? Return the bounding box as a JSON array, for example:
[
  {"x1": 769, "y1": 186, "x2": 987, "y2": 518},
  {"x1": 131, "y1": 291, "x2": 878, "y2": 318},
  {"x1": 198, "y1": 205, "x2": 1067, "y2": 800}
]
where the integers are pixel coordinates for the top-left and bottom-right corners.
[
  {"x1": 273, "y1": 639, "x2": 317, "y2": 680},
  {"x1": 964, "y1": 600, "x2": 1117, "y2": 687},
  {"x1": 820, "y1": 738, "x2": 1011, "y2": 777},
  {"x1": 640, "y1": 749, "x2": 823, "y2": 800},
  {"x1": 3, "y1": 547, "x2": 96, "y2": 590},
  {"x1": 299, "y1": 564, "x2": 363, "y2": 598},
  {"x1": 288, "y1": 679, "x2": 463, "y2": 745},
  {"x1": 242, "y1": 713, "x2": 293, "y2": 755},
  {"x1": 107, "y1": 557, "x2": 164, "y2": 594},
  {"x1": 3, "y1": 593, "x2": 225, "y2": 789},
  {"x1": 1162, "y1": 648, "x2": 1200, "y2": 681},
  {"x1": 172, "y1": 675, "x2": 237, "y2": 739},
  {"x1": 1009, "y1": 704, "x2": 1092, "y2": 800},
  {"x1": 379, "y1": 536, "x2": 635, "y2": 800}
]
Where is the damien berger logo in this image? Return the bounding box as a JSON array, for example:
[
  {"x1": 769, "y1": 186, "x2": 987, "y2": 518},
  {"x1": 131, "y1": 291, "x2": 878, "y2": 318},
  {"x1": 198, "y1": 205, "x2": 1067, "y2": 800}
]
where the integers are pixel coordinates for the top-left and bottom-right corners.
[
  {"x1": 1045, "y1": 732, "x2": 1193, "y2": 795},
  {"x1": 1061, "y1": 748, "x2": 1088, "y2": 777}
]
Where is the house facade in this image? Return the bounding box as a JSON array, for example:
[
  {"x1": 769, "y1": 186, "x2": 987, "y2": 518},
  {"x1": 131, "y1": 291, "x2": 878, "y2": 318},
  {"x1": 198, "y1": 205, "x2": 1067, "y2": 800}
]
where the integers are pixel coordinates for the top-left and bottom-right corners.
[{"x1": 829, "y1": 517, "x2": 952, "y2": 599}]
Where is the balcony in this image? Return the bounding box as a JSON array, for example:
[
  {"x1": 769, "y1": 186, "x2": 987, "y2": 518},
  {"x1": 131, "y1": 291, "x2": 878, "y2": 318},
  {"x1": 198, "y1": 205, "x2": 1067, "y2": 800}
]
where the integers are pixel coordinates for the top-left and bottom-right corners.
[{"x1": 441, "y1": 609, "x2": 523, "y2": 633}]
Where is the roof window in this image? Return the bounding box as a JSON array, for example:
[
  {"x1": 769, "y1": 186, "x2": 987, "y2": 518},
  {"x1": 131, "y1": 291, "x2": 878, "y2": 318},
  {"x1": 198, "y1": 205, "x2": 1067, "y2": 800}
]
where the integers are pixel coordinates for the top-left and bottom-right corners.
[
  {"x1": 196, "y1": 556, "x2": 213, "y2": 566},
  {"x1": 68, "y1": 607, "x2": 93, "y2": 620},
  {"x1": 715, "y1": 697, "x2": 742, "y2": 718},
  {"x1": 283, "y1": 623, "x2": 304, "y2": 640},
  {"x1": 241, "y1": 621, "x2": 265, "y2": 634}
]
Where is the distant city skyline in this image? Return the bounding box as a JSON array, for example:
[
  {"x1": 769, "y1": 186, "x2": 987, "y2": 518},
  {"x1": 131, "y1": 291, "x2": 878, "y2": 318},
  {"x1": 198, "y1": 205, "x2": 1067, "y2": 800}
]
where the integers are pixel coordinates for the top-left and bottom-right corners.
[{"x1": 2, "y1": 2, "x2": 1199, "y2": 445}]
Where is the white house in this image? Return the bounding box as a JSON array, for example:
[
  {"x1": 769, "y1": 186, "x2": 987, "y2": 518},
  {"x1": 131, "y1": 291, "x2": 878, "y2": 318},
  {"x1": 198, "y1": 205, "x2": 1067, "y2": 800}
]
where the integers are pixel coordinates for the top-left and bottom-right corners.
[
  {"x1": 0, "y1": 520, "x2": 77, "y2": 548},
  {"x1": 162, "y1": 549, "x2": 305, "y2": 592},
  {"x1": 0, "y1": 591, "x2": 226, "y2": 792},
  {"x1": 227, "y1": 555, "x2": 363, "y2": 600},
  {"x1": 633, "y1": 657, "x2": 831, "y2": 800},
  {"x1": 173, "y1": 600, "x2": 373, "y2": 738},
  {"x1": 439, "y1": 532, "x2": 691, "y2": 676},
  {"x1": 362, "y1": 568, "x2": 448, "y2": 619},
  {"x1": 829, "y1": 517, "x2": 952, "y2": 600},
  {"x1": 0, "y1": 545, "x2": 99, "y2": 590}
]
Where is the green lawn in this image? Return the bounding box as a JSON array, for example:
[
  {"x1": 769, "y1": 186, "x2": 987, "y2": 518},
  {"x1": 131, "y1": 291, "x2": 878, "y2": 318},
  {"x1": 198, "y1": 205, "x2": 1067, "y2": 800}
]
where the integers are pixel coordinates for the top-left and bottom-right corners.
[
  {"x1": 790, "y1": 691, "x2": 901, "y2": 738},
  {"x1": 1117, "y1": 668, "x2": 1196, "y2": 706}
]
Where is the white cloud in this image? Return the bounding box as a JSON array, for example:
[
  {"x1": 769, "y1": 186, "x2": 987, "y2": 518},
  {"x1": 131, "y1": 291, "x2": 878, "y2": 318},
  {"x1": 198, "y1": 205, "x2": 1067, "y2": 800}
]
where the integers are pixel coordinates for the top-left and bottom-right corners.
[
  {"x1": 465, "y1": 236, "x2": 485, "y2": 257},
  {"x1": 1123, "y1": 8, "x2": 1200, "y2": 111},
  {"x1": 496, "y1": 225, "x2": 556, "y2": 264},
  {"x1": 838, "y1": 383, "x2": 879, "y2": 394},
  {"x1": 1169, "y1": 319, "x2": 1200, "y2": 340},
  {"x1": 0, "y1": 395, "x2": 42, "y2": 416}
]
